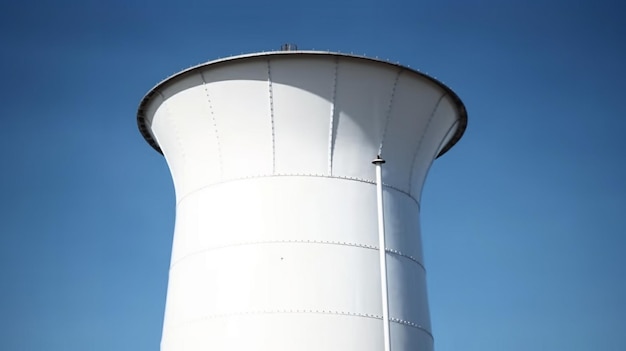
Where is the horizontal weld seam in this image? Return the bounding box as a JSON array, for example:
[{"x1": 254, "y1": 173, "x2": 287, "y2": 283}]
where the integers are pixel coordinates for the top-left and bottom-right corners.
[
  {"x1": 385, "y1": 248, "x2": 426, "y2": 272},
  {"x1": 170, "y1": 310, "x2": 432, "y2": 339},
  {"x1": 177, "y1": 173, "x2": 420, "y2": 209},
  {"x1": 390, "y1": 318, "x2": 434, "y2": 339},
  {"x1": 170, "y1": 240, "x2": 425, "y2": 272}
]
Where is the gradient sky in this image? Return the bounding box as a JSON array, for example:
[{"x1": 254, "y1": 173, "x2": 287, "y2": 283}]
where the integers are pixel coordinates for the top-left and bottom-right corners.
[{"x1": 1, "y1": 1, "x2": 625, "y2": 350}]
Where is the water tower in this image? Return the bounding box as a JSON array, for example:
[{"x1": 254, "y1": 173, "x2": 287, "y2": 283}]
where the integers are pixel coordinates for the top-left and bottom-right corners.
[{"x1": 137, "y1": 50, "x2": 467, "y2": 351}]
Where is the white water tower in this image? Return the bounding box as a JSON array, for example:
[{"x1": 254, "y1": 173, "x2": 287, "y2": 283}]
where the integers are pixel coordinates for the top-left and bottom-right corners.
[{"x1": 137, "y1": 50, "x2": 467, "y2": 351}]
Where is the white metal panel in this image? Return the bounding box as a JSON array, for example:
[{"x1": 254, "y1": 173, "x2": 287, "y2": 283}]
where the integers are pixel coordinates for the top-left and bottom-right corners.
[
  {"x1": 331, "y1": 59, "x2": 398, "y2": 181},
  {"x1": 270, "y1": 57, "x2": 335, "y2": 174},
  {"x1": 383, "y1": 189, "x2": 424, "y2": 268},
  {"x1": 162, "y1": 314, "x2": 384, "y2": 351},
  {"x1": 387, "y1": 254, "x2": 431, "y2": 331},
  {"x1": 201, "y1": 61, "x2": 273, "y2": 179},
  {"x1": 165, "y1": 243, "x2": 382, "y2": 327},
  {"x1": 435, "y1": 119, "x2": 461, "y2": 157},
  {"x1": 390, "y1": 323, "x2": 433, "y2": 351},
  {"x1": 169, "y1": 177, "x2": 379, "y2": 264},
  {"x1": 409, "y1": 95, "x2": 459, "y2": 199},
  {"x1": 380, "y1": 74, "x2": 444, "y2": 192},
  {"x1": 158, "y1": 74, "x2": 222, "y2": 199},
  {"x1": 150, "y1": 99, "x2": 188, "y2": 194}
]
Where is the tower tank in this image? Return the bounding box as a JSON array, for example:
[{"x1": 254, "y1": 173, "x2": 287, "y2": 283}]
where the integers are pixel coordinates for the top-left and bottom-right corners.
[{"x1": 137, "y1": 51, "x2": 467, "y2": 351}]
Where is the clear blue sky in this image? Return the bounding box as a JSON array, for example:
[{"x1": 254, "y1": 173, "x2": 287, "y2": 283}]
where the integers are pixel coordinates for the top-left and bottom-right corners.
[{"x1": 1, "y1": 0, "x2": 624, "y2": 350}]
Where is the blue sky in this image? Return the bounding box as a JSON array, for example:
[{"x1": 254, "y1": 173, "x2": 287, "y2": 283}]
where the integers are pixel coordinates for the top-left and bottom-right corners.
[{"x1": 1, "y1": 0, "x2": 625, "y2": 350}]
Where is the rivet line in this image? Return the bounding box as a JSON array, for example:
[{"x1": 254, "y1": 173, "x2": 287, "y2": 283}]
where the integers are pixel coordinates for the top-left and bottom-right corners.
[
  {"x1": 176, "y1": 173, "x2": 419, "y2": 209},
  {"x1": 408, "y1": 93, "x2": 446, "y2": 193},
  {"x1": 199, "y1": 71, "x2": 223, "y2": 179},
  {"x1": 328, "y1": 57, "x2": 339, "y2": 175},
  {"x1": 170, "y1": 239, "x2": 425, "y2": 272},
  {"x1": 157, "y1": 91, "x2": 186, "y2": 161},
  {"x1": 378, "y1": 69, "x2": 403, "y2": 155},
  {"x1": 390, "y1": 317, "x2": 434, "y2": 339},
  {"x1": 267, "y1": 59, "x2": 276, "y2": 174},
  {"x1": 170, "y1": 309, "x2": 433, "y2": 339}
]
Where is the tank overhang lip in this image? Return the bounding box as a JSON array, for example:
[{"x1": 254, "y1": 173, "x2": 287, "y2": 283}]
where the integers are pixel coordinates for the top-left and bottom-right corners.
[{"x1": 137, "y1": 50, "x2": 467, "y2": 158}]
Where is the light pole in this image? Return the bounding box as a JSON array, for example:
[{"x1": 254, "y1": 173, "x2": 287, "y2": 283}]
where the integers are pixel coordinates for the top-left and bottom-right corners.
[{"x1": 373, "y1": 155, "x2": 390, "y2": 351}]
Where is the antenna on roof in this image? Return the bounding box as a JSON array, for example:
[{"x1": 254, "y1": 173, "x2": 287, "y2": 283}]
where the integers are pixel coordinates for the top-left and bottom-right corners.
[{"x1": 280, "y1": 43, "x2": 298, "y2": 51}]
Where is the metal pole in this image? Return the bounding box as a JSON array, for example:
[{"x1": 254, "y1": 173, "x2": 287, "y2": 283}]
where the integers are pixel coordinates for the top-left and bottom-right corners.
[{"x1": 373, "y1": 155, "x2": 391, "y2": 351}]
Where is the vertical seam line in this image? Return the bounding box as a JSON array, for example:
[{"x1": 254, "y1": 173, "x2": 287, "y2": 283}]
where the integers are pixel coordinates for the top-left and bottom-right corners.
[
  {"x1": 328, "y1": 57, "x2": 339, "y2": 175},
  {"x1": 434, "y1": 120, "x2": 459, "y2": 161},
  {"x1": 176, "y1": 173, "x2": 420, "y2": 210},
  {"x1": 157, "y1": 91, "x2": 186, "y2": 161},
  {"x1": 267, "y1": 59, "x2": 276, "y2": 174},
  {"x1": 200, "y1": 71, "x2": 223, "y2": 179},
  {"x1": 407, "y1": 93, "x2": 446, "y2": 194},
  {"x1": 416, "y1": 119, "x2": 459, "y2": 197},
  {"x1": 378, "y1": 69, "x2": 403, "y2": 155}
]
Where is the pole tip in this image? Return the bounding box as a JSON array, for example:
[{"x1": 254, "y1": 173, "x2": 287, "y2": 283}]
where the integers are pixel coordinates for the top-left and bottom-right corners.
[{"x1": 372, "y1": 155, "x2": 386, "y2": 165}]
